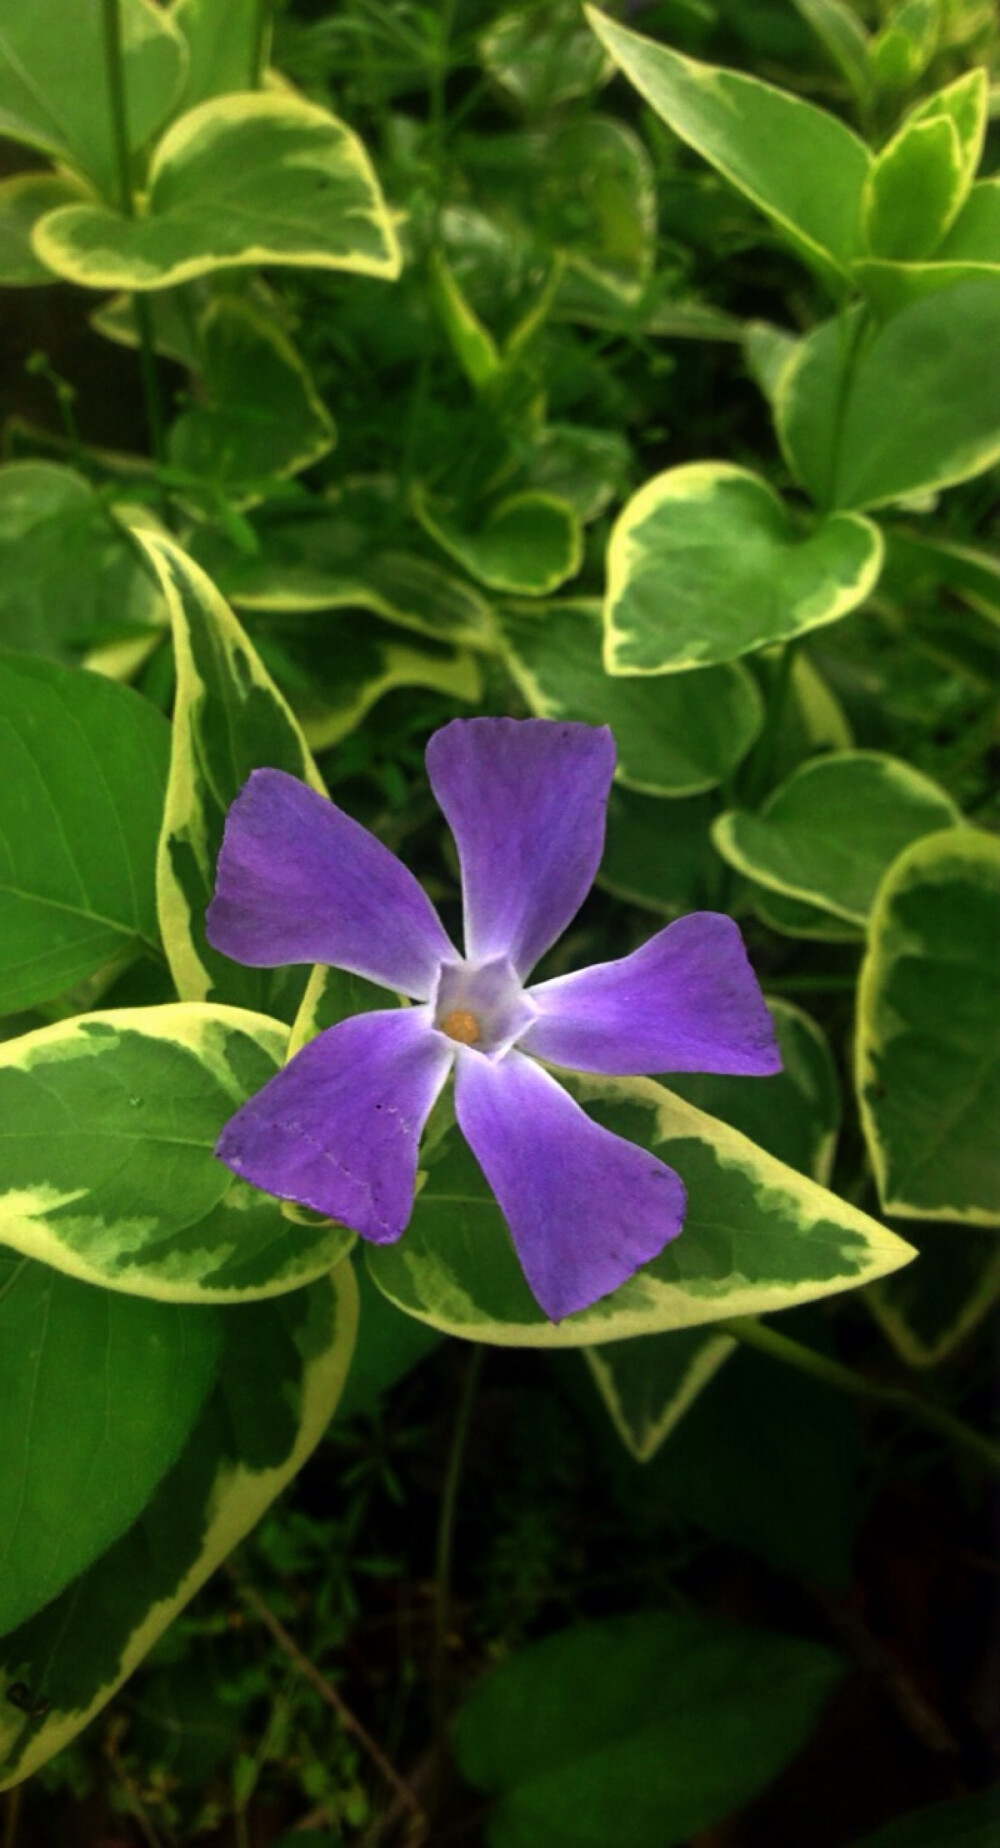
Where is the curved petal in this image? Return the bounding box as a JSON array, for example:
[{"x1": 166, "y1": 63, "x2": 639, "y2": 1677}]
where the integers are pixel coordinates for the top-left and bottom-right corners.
[
  {"x1": 522, "y1": 913, "x2": 782, "y2": 1077},
  {"x1": 216, "y1": 1008, "x2": 453, "y2": 1241},
  {"x1": 426, "y1": 717, "x2": 615, "y2": 977},
  {"x1": 207, "y1": 768, "x2": 456, "y2": 999},
  {"x1": 455, "y1": 1049, "x2": 685, "y2": 1320}
]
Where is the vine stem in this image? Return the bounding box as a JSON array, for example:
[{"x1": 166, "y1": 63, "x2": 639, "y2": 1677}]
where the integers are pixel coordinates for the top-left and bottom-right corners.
[
  {"x1": 100, "y1": 0, "x2": 166, "y2": 468},
  {"x1": 727, "y1": 1316, "x2": 1000, "y2": 1474},
  {"x1": 432, "y1": 1344, "x2": 484, "y2": 1751}
]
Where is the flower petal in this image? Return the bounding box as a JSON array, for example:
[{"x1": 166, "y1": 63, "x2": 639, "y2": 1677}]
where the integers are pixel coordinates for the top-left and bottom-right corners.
[
  {"x1": 216, "y1": 1008, "x2": 453, "y2": 1241},
  {"x1": 454, "y1": 1049, "x2": 685, "y2": 1319},
  {"x1": 207, "y1": 768, "x2": 456, "y2": 998},
  {"x1": 426, "y1": 717, "x2": 615, "y2": 977},
  {"x1": 522, "y1": 913, "x2": 782, "y2": 1077}
]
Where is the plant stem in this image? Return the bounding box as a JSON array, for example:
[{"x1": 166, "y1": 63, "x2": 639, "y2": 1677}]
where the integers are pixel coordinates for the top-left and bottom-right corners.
[
  {"x1": 432, "y1": 1344, "x2": 484, "y2": 1750},
  {"x1": 727, "y1": 1316, "x2": 1000, "y2": 1473},
  {"x1": 251, "y1": 0, "x2": 271, "y2": 87},
  {"x1": 100, "y1": 0, "x2": 166, "y2": 470}
]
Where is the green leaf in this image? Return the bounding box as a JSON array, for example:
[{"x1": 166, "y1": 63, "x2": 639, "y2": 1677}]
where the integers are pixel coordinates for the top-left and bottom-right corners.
[
  {"x1": 0, "y1": 174, "x2": 89, "y2": 285},
  {"x1": 668, "y1": 999, "x2": 841, "y2": 1184},
  {"x1": 868, "y1": 0, "x2": 939, "y2": 92},
  {"x1": 34, "y1": 93, "x2": 401, "y2": 290},
  {"x1": 867, "y1": 1220, "x2": 1000, "y2": 1369},
  {"x1": 776, "y1": 280, "x2": 1000, "y2": 510},
  {"x1": 908, "y1": 69, "x2": 988, "y2": 196},
  {"x1": 861, "y1": 116, "x2": 965, "y2": 262},
  {"x1": 854, "y1": 176, "x2": 1000, "y2": 314},
  {"x1": 415, "y1": 489, "x2": 583, "y2": 596},
  {"x1": 754, "y1": 888, "x2": 865, "y2": 942},
  {"x1": 481, "y1": 1, "x2": 611, "y2": 111},
  {"x1": 453, "y1": 1609, "x2": 843, "y2": 1847},
  {"x1": 168, "y1": 296, "x2": 335, "y2": 505},
  {"x1": 0, "y1": 1257, "x2": 219, "y2": 1636},
  {"x1": 0, "y1": 462, "x2": 164, "y2": 660},
  {"x1": 171, "y1": 0, "x2": 262, "y2": 111},
  {"x1": 0, "y1": 1003, "x2": 352, "y2": 1300},
  {"x1": 585, "y1": 7, "x2": 871, "y2": 292},
  {"x1": 142, "y1": 532, "x2": 326, "y2": 1017},
  {"x1": 789, "y1": 0, "x2": 872, "y2": 100},
  {"x1": 251, "y1": 609, "x2": 483, "y2": 756},
  {"x1": 713, "y1": 752, "x2": 961, "y2": 925},
  {"x1": 765, "y1": 650, "x2": 854, "y2": 786},
  {"x1": 584, "y1": 1328, "x2": 737, "y2": 1463},
  {"x1": 603, "y1": 464, "x2": 883, "y2": 673},
  {"x1": 0, "y1": 1266, "x2": 357, "y2": 1789},
  {"x1": 0, "y1": 0, "x2": 186, "y2": 200},
  {"x1": 336, "y1": 1255, "x2": 443, "y2": 1422},
  {"x1": 0, "y1": 649, "x2": 169, "y2": 1013},
  {"x1": 857, "y1": 828, "x2": 1000, "y2": 1224},
  {"x1": 367, "y1": 1072, "x2": 913, "y2": 1346},
  {"x1": 847, "y1": 1790, "x2": 1000, "y2": 1848},
  {"x1": 598, "y1": 788, "x2": 719, "y2": 917},
  {"x1": 192, "y1": 500, "x2": 496, "y2": 649},
  {"x1": 499, "y1": 599, "x2": 763, "y2": 796}
]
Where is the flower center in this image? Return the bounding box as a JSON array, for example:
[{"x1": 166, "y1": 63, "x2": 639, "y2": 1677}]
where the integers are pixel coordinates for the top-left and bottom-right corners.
[
  {"x1": 439, "y1": 1008, "x2": 482, "y2": 1046},
  {"x1": 431, "y1": 955, "x2": 537, "y2": 1059}
]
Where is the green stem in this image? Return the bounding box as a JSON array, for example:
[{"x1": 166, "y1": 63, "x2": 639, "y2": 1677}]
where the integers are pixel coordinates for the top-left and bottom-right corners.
[
  {"x1": 101, "y1": 0, "x2": 166, "y2": 470},
  {"x1": 727, "y1": 1317, "x2": 1000, "y2": 1474},
  {"x1": 251, "y1": 0, "x2": 271, "y2": 87},
  {"x1": 432, "y1": 1344, "x2": 484, "y2": 1749}
]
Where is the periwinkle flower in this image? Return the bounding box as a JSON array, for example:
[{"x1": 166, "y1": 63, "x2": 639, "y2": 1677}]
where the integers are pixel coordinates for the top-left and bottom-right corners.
[{"x1": 207, "y1": 719, "x2": 780, "y2": 1320}]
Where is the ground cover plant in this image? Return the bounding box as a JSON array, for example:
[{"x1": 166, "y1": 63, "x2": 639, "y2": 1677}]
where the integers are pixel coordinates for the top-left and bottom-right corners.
[{"x1": 0, "y1": 0, "x2": 997, "y2": 1842}]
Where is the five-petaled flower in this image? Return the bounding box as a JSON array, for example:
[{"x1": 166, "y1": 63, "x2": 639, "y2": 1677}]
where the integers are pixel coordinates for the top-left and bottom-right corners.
[{"x1": 207, "y1": 719, "x2": 780, "y2": 1320}]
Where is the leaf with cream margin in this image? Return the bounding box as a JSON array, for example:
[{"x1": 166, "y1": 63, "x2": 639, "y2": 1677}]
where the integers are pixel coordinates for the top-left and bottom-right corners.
[
  {"x1": 585, "y1": 999, "x2": 840, "y2": 1459},
  {"x1": 712, "y1": 752, "x2": 961, "y2": 926},
  {"x1": 0, "y1": 1266, "x2": 357, "y2": 1790},
  {"x1": 139, "y1": 531, "x2": 327, "y2": 1019},
  {"x1": 499, "y1": 599, "x2": 763, "y2": 796},
  {"x1": 603, "y1": 464, "x2": 883, "y2": 674},
  {"x1": 367, "y1": 1074, "x2": 913, "y2": 1347},
  {"x1": 857, "y1": 828, "x2": 1000, "y2": 1224},
  {"x1": 0, "y1": 174, "x2": 90, "y2": 285},
  {"x1": 585, "y1": 7, "x2": 871, "y2": 294},
  {"x1": 34, "y1": 93, "x2": 401, "y2": 291},
  {"x1": 0, "y1": 1003, "x2": 352, "y2": 1302}
]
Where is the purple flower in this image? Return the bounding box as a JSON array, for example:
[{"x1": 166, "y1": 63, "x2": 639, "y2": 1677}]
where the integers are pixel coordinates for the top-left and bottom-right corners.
[{"x1": 207, "y1": 719, "x2": 780, "y2": 1320}]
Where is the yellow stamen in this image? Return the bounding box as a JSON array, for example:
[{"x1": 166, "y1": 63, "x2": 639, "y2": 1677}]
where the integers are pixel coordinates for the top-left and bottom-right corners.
[{"x1": 440, "y1": 1008, "x2": 481, "y2": 1046}]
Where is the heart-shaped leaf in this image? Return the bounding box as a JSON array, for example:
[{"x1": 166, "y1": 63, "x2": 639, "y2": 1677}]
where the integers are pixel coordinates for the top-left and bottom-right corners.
[
  {"x1": 500, "y1": 599, "x2": 762, "y2": 795},
  {"x1": 34, "y1": 93, "x2": 401, "y2": 290},
  {"x1": 604, "y1": 464, "x2": 883, "y2": 673},
  {"x1": 713, "y1": 752, "x2": 961, "y2": 924},
  {"x1": 416, "y1": 489, "x2": 582, "y2": 595}
]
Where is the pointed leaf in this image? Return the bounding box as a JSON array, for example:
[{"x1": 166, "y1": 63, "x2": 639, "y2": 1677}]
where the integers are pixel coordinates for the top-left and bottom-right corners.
[
  {"x1": 777, "y1": 280, "x2": 1000, "y2": 510},
  {"x1": 0, "y1": 462, "x2": 164, "y2": 660},
  {"x1": 0, "y1": 649, "x2": 169, "y2": 1013},
  {"x1": 0, "y1": 1257, "x2": 219, "y2": 1636},
  {"x1": 141, "y1": 532, "x2": 326, "y2": 1017},
  {"x1": 500, "y1": 599, "x2": 763, "y2": 795},
  {"x1": 35, "y1": 93, "x2": 401, "y2": 290},
  {"x1": 713, "y1": 752, "x2": 961, "y2": 924},
  {"x1": 0, "y1": 1003, "x2": 352, "y2": 1301},
  {"x1": 454, "y1": 1609, "x2": 842, "y2": 1847},
  {"x1": 604, "y1": 464, "x2": 883, "y2": 673},
  {"x1": 585, "y1": 1329, "x2": 736, "y2": 1463},
  {"x1": 857, "y1": 828, "x2": 1000, "y2": 1224},
  {"x1": 861, "y1": 116, "x2": 965, "y2": 261},
  {"x1": 0, "y1": 1267, "x2": 357, "y2": 1789},
  {"x1": 367, "y1": 1073, "x2": 913, "y2": 1346},
  {"x1": 585, "y1": 7, "x2": 871, "y2": 291}
]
